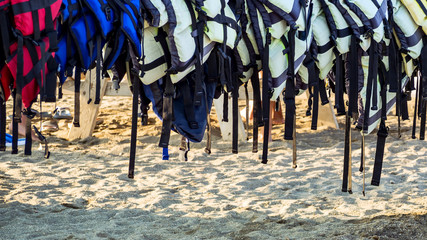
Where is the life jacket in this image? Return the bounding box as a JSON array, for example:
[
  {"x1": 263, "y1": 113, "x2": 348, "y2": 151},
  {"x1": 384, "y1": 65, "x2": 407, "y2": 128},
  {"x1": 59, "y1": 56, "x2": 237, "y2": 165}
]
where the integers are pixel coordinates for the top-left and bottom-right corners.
[
  {"x1": 0, "y1": 0, "x2": 61, "y2": 156},
  {"x1": 400, "y1": 0, "x2": 427, "y2": 34},
  {"x1": 312, "y1": 13, "x2": 336, "y2": 80},
  {"x1": 104, "y1": 0, "x2": 142, "y2": 70},
  {"x1": 318, "y1": 0, "x2": 352, "y2": 54},
  {"x1": 141, "y1": 0, "x2": 169, "y2": 28}
]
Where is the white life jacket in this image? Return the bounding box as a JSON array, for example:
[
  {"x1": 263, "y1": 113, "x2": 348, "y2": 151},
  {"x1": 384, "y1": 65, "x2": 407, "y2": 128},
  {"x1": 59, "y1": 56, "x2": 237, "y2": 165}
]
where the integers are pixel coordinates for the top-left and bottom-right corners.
[{"x1": 400, "y1": 0, "x2": 427, "y2": 34}]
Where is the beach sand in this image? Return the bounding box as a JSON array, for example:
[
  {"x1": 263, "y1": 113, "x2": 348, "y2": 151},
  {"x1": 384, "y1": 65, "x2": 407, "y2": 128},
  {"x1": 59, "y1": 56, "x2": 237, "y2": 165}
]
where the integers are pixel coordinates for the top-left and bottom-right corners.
[{"x1": 0, "y1": 93, "x2": 426, "y2": 239}]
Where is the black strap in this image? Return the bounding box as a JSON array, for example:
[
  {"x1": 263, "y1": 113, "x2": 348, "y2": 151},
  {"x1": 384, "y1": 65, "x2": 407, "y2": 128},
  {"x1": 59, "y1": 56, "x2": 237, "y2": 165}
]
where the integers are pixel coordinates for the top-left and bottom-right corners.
[
  {"x1": 371, "y1": 60, "x2": 389, "y2": 186},
  {"x1": 284, "y1": 29, "x2": 296, "y2": 140},
  {"x1": 250, "y1": 67, "x2": 261, "y2": 153},
  {"x1": 334, "y1": 52, "x2": 346, "y2": 115},
  {"x1": 261, "y1": 29, "x2": 272, "y2": 164},
  {"x1": 371, "y1": 121, "x2": 388, "y2": 186},
  {"x1": 232, "y1": 72, "x2": 239, "y2": 154},
  {"x1": 44, "y1": 6, "x2": 58, "y2": 52},
  {"x1": 363, "y1": 41, "x2": 379, "y2": 132},
  {"x1": 158, "y1": 76, "x2": 174, "y2": 148},
  {"x1": 73, "y1": 67, "x2": 81, "y2": 127},
  {"x1": 11, "y1": 90, "x2": 18, "y2": 154},
  {"x1": 128, "y1": 62, "x2": 139, "y2": 179},
  {"x1": 304, "y1": 53, "x2": 319, "y2": 130},
  {"x1": 342, "y1": 113, "x2": 351, "y2": 192},
  {"x1": 94, "y1": 35, "x2": 102, "y2": 104},
  {"x1": 401, "y1": 92, "x2": 409, "y2": 120},
  {"x1": 348, "y1": 36, "x2": 359, "y2": 117},
  {"x1": 244, "y1": 82, "x2": 249, "y2": 140},
  {"x1": 319, "y1": 79, "x2": 329, "y2": 105},
  {"x1": 0, "y1": 97, "x2": 5, "y2": 151},
  {"x1": 0, "y1": 11, "x2": 10, "y2": 60},
  {"x1": 184, "y1": 0, "x2": 204, "y2": 106}
]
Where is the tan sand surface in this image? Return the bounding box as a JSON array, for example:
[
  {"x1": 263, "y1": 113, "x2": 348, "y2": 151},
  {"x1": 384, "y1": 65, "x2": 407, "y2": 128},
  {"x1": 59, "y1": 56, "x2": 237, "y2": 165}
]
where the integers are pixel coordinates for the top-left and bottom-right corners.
[{"x1": 0, "y1": 94, "x2": 426, "y2": 239}]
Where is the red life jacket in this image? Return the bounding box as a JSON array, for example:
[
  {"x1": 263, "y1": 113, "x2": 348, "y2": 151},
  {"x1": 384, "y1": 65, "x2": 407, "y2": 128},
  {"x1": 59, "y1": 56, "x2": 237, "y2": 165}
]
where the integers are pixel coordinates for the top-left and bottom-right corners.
[
  {"x1": 6, "y1": 37, "x2": 57, "y2": 108},
  {"x1": 7, "y1": 0, "x2": 62, "y2": 119}
]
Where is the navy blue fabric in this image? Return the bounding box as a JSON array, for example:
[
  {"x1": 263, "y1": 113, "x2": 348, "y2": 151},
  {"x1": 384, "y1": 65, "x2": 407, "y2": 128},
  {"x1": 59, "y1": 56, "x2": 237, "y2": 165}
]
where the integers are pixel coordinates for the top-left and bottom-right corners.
[{"x1": 143, "y1": 73, "x2": 217, "y2": 143}]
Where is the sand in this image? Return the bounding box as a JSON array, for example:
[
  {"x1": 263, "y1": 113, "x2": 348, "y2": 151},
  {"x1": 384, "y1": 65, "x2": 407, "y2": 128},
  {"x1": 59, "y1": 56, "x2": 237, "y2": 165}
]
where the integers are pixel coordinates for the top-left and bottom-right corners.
[{"x1": 0, "y1": 93, "x2": 426, "y2": 240}]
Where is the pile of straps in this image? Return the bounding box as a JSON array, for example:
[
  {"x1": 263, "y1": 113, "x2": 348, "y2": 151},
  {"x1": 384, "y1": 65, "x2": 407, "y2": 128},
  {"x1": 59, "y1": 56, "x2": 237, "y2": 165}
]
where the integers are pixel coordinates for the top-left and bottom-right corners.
[{"x1": 0, "y1": 0, "x2": 426, "y2": 193}]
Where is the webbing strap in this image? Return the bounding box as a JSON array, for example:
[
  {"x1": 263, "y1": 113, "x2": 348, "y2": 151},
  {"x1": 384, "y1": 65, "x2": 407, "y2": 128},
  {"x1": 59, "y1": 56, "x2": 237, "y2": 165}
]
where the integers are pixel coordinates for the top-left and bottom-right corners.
[
  {"x1": 44, "y1": 6, "x2": 57, "y2": 52},
  {"x1": 24, "y1": 113, "x2": 32, "y2": 155},
  {"x1": 128, "y1": 62, "x2": 139, "y2": 179},
  {"x1": 388, "y1": 35, "x2": 398, "y2": 92},
  {"x1": 334, "y1": 52, "x2": 345, "y2": 115},
  {"x1": 348, "y1": 36, "x2": 359, "y2": 116},
  {"x1": 244, "y1": 82, "x2": 249, "y2": 140},
  {"x1": 284, "y1": 29, "x2": 296, "y2": 140},
  {"x1": 304, "y1": 53, "x2": 319, "y2": 130},
  {"x1": 11, "y1": 90, "x2": 18, "y2": 154},
  {"x1": 184, "y1": 0, "x2": 204, "y2": 106},
  {"x1": 342, "y1": 113, "x2": 351, "y2": 192},
  {"x1": 0, "y1": 11, "x2": 10, "y2": 59},
  {"x1": 0, "y1": 98, "x2": 5, "y2": 151},
  {"x1": 371, "y1": 60, "x2": 388, "y2": 186},
  {"x1": 363, "y1": 42, "x2": 379, "y2": 132},
  {"x1": 31, "y1": 8, "x2": 41, "y2": 41},
  {"x1": 73, "y1": 67, "x2": 81, "y2": 127},
  {"x1": 159, "y1": 76, "x2": 174, "y2": 148},
  {"x1": 232, "y1": 73, "x2": 239, "y2": 154},
  {"x1": 415, "y1": 0, "x2": 427, "y2": 16},
  {"x1": 401, "y1": 92, "x2": 409, "y2": 120},
  {"x1": 261, "y1": 29, "x2": 271, "y2": 164},
  {"x1": 94, "y1": 35, "x2": 102, "y2": 104},
  {"x1": 319, "y1": 79, "x2": 329, "y2": 105},
  {"x1": 250, "y1": 67, "x2": 261, "y2": 153},
  {"x1": 371, "y1": 121, "x2": 388, "y2": 186}
]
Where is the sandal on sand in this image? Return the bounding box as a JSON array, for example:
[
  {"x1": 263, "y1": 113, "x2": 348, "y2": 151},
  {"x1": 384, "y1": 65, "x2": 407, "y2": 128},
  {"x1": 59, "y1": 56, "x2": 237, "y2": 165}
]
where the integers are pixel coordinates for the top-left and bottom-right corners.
[
  {"x1": 41, "y1": 120, "x2": 59, "y2": 132},
  {"x1": 53, "y1": 107, "x2": 73, "y2": 120}
]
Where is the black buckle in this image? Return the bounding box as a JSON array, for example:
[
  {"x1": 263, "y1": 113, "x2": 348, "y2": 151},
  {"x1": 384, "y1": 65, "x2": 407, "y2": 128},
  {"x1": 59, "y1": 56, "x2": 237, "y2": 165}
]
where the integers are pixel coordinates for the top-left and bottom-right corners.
[{"x1": 104, "y1": 6, "x2": 112, "y2": 21}]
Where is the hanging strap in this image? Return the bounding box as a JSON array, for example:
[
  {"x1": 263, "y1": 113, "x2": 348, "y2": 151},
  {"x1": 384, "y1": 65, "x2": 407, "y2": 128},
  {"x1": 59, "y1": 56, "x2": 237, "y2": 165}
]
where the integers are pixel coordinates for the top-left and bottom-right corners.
[
  {"x1": 0, "y1": 97, "x2": 5, "y2": 151},
  {"x1": 158, "y1": 76, "x2": 174, "y2": 149},
  {"x1": 11, "y1": 89, "x2": 18, "y2": 154},
  {"x1": 184, "y1": 0, "x2": 205, "y2": 107},
  {"x1": 348, "y1": 36, "x2": 359, "y2": 117},
  {"x1": 94, "y1": 35, "x2": 102, "y2": 104},
  {"x1": 128, "y1": 61, "x2": 140, "y2": 178},
  {"x1": 371, "y1": 61, "x2": 388, "y2": 186},
  {"x1": 250, "y1": 67, "x2": 261, "y2": 153},
  {"x1": 232, "y1": 72, "x2": 239, "y2": 154},
  {"x1": 73, "y1": 67, "x2": 81, "y2": 127},
  {"x1": 304, "y1": 52, "x2": 319, "y2": 130},
  {"x1": 319, "y1": 79, "x2": 329, "y2": 105},
  {"x1": 284, "y1": 29, "x2": 296, "y2": 140},
  {"x1": 342, "y1": 113, "x2": 351, "y2": 192},
  {"x1": 334, "y1": 51, "x2": 345, "y2": 115},
  {"x1": 363, "y1": 41, "x2": 379, "y2": 132},
  {"x1": 261, "y1": 29, "x2": 272, "y2": 164}
]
